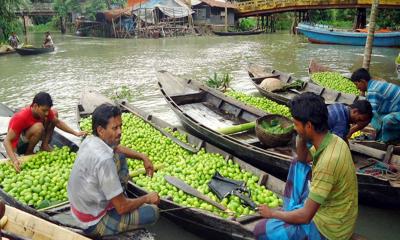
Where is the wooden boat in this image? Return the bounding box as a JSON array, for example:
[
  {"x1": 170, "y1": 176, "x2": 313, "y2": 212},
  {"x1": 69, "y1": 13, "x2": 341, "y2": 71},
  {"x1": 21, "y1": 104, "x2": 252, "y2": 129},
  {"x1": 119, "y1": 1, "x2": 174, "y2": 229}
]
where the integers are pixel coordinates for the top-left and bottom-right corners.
[
  {"x1": 1, "y1": 204, "x2": 90, "y2": 240},
  {"x1": 213, "y1": 30, "x2": 263, "y2": 36},
  {"x1": 248, "y1": 64, "x2": 364, "y2": 106},
  {"x1": 157, "y1": 70, "x2": 400, "y2": 207},
  {"x1": 76, "y1": 90, "x2": 286, "y2": 240},
  {"x1": 297, "y1": 23, "x2": 400, "y2": 47},
  {"x1": 308, "y1": 60, "x2": 400, "y2": 153},
  {"x1": 15, "y1": 46, "x2": 54, "y2": 56},
  {"x1": 0, "y1": 103, "x2": 152, "y2": 240}
]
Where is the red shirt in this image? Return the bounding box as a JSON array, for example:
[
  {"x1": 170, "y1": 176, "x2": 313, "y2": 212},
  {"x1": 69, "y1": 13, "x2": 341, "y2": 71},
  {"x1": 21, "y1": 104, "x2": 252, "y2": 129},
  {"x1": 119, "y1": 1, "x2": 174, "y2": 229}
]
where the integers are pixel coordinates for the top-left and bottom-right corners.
[{"x1": 8, "y1": 107, "x2": 55, "y2": 148}]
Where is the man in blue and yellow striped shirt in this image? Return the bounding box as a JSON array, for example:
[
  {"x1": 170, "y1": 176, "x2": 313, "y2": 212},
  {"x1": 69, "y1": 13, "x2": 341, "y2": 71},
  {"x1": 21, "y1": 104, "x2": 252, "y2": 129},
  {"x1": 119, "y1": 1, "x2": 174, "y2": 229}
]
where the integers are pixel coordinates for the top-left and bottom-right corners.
[{"x1": 351, "y1": 68, "x2": 400, "y2": 143}]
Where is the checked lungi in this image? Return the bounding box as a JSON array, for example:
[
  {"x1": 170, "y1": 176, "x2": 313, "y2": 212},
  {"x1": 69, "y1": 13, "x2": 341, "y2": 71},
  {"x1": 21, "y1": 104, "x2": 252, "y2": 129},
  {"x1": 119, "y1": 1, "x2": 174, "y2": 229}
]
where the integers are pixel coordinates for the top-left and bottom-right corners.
[
  {"x1": 254, "y1": 160, "x2": 326, "y2": 240},
  {"x1": 83, "y1": 152, "x2": 159, "y2": 237}
]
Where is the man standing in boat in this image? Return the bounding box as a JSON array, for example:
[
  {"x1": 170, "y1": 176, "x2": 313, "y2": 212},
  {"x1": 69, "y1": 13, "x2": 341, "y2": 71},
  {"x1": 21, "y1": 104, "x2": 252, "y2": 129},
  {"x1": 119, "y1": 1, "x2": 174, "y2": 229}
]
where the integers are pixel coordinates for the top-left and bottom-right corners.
[
  {"x1": 254, "y1": 93, "x2": 358, "y2": 240},
  {"x1": 328, "y1": 100, "x2": 373, "y2": 141},
  {"x1": 67, "y1": 103, "x2": 160, "y2": 237},
  {"x1": 350, "y1": 68, "x2": 400, "y2": 143},
  {"x1": 8, "y1": 32, "x2": 19, "y2": 49},
  {"x1": 42, "y1": 32, "x2": 54, "y2": 48},
  {"x1": 3, "y1": 92, "x2": 86, "y2": 172}
]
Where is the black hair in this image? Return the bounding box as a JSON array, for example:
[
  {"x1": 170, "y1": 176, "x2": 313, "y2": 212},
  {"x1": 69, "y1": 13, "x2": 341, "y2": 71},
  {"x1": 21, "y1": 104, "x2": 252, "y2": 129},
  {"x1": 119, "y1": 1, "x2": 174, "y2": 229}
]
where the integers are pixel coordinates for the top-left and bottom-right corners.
[
  {"x1": 31, "y1": 92, "x2": 53, "y2": 107},
  {"x1": 350, "y1": 100, "x2": 373, "y2": 119},
  {"x1": 92, "y1": 103, "x2": 122, "y2": 136},
  {"x1": 351, "y1": 68, "x2": 371, "y2": 82},
  {"x1": 289, "y1": 92, "x2": 328, "y2": 133}
]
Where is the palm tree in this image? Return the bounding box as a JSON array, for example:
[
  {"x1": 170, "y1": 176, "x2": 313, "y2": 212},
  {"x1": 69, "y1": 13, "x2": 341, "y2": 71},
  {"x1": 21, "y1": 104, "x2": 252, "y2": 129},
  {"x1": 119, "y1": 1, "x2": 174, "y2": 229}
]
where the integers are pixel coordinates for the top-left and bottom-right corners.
[{"x1": 362, "y1": 0, "x2": 379, "y2": 70}]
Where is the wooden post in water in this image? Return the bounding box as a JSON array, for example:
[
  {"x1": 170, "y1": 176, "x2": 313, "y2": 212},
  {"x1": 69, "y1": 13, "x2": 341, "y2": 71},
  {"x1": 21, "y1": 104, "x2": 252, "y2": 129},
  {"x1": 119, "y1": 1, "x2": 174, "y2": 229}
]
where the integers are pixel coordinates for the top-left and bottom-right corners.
[
  {"x1": 224, "y1": 5, "x2": 228, "y2": 32},
  {"x1": 362, "y1": 0, "x2": 379, "y2": 70}
]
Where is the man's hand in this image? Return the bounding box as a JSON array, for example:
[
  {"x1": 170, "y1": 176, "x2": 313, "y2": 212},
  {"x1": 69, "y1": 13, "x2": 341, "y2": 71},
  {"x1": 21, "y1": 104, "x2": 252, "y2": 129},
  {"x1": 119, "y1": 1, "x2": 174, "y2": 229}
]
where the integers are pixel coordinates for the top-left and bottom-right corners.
[
  {"x1": 12, "y1": 159, "x2": 21, "y2": 172},
  {"x1": 75, "y1": 131, "x2": 87, "y2": 137},
  {"x1": 145, "y1": 192, "x2": 160, "y2": 205},
  {"x1": 143, "y1": 157, "x2": 154, "y2": 177},
  {"x1": 258, "y1": 205, "x2": 274, "y2": 218}
]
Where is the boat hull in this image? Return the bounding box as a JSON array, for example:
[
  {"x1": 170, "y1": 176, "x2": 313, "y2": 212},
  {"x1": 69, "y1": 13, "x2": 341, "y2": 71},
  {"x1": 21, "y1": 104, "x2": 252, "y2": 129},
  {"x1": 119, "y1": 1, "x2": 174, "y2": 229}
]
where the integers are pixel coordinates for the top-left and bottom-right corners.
[
  {"x1": 15, "y1": 47, "x2": 54, "y2": 56},
  {"x1": 157, "y1": 71, "x2": 400, "y2": 207},
  {"x1": 76, "y1": 90, "x2": 286, "y2": 240},
  {"x1": 297, "y1": 23, "x2": 400, "y2": 47},
  {"x1": 213, "y1": 30, "x2": 263, "y2": 36}
]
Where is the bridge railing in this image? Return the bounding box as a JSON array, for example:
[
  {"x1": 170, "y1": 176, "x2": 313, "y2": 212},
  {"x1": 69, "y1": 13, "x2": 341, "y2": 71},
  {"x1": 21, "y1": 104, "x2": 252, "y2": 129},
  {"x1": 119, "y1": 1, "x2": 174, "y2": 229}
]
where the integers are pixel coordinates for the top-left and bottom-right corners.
[{"x1": 234, "y1": 0, "x2": 400, "y2": 14}]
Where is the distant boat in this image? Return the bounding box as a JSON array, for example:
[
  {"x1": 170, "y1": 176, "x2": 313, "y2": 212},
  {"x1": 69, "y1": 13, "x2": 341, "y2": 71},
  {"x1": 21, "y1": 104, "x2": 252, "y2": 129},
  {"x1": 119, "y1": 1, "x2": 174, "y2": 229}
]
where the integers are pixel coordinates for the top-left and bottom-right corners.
[
  {"x1": 16, "y1": 46, "x2": 54, "y2": 56},
  {"x1": 296, "y1": 23, "x2": 400, "y2": 47},
  {"x1": 213, "y1": 30, "x2": 263, "y2": 36}
]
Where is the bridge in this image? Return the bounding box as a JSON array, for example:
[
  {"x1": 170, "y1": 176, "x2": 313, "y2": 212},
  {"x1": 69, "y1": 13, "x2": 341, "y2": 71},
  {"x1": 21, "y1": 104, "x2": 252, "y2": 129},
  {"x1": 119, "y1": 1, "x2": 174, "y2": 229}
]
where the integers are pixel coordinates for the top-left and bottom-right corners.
[
  {"x1": 16, "y1": 3, "x2": 56, "y2": 16},
  {"x1": 235, "y1": 0, "x2": 400, "y2": 17}
]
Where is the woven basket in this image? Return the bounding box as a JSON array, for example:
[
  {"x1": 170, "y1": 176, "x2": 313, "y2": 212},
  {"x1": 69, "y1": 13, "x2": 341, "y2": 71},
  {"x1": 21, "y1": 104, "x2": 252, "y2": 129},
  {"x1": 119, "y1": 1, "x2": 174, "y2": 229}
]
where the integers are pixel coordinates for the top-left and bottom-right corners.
[{"x1": 255, "y1": 114, "x2": 294, "y2": 148}]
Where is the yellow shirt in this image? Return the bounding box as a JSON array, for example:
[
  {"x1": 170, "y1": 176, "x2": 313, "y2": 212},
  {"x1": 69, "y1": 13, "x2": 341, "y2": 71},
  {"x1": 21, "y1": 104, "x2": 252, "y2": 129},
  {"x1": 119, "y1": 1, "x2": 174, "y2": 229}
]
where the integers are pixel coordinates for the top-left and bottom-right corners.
[{"x1": 309, "y1": 133, "x2": 358, "y2": 240}]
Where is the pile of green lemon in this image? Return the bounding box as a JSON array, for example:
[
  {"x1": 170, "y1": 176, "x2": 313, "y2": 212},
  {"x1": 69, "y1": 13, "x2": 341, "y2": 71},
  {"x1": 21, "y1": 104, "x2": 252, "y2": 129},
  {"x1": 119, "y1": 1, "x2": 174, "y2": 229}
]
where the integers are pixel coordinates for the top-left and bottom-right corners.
[
  {"x1": 0, "y1": 147, "x2": 75, "y2": 208},
  {"x1": 311, "y1": 72, "x2": 360, "y2": 95},
  {"x1": 225, "y1": 91, "x2": 291, "y2": 117},
  {"x1": 81, "y1": 113, "x2": 283, "y2": 218}
]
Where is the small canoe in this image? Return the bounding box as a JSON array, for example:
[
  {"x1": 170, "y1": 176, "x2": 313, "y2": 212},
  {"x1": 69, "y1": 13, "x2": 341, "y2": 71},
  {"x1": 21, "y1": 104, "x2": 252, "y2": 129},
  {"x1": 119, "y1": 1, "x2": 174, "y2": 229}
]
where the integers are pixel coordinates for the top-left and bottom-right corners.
[
  {"x1": 248, "y1": 64, "x2": 364, "y2": 106},
  {"x1": 1, "y1": 204, "x2": 90, "y2": 240},
  {"x1": 0, "y1": 103, "x2": 152, "y2": 239},
  {"x1": 297, "y1": 23, "x2": 400, "y2": 47},
  {"x1": 213, "y1": 30, "x2": 263, "y2": 36},
  {"x1": 15, "y1": 47, "x2": 54, "y2": 56},
  {"x1": 76, "y1": 90, "x2": 286, "y2": 240},
  {"x1": 157, "y1": 70, "x2": 400, "y2": 207}
]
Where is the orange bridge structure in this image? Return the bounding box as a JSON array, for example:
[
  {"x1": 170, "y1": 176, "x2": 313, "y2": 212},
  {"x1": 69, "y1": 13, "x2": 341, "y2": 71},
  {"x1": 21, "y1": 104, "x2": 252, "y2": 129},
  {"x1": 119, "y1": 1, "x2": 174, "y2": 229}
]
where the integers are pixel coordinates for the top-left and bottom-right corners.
[{"x1": 235, "y1": 0, "x2": 400, "y2": 17}]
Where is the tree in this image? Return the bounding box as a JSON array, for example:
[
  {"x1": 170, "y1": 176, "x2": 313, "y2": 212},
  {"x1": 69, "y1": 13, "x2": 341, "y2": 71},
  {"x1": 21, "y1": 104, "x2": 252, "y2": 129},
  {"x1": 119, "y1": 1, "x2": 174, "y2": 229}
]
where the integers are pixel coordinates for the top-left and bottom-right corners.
[
  {"x1": 53, "y1": 0, "x2": 81, "y2": 33},
  {"x1": 362, "y1": 0, "x2": 379, "y2": 70},
  {"x1": 0, "y1": 0, "x2": 30, "y2": 40}
]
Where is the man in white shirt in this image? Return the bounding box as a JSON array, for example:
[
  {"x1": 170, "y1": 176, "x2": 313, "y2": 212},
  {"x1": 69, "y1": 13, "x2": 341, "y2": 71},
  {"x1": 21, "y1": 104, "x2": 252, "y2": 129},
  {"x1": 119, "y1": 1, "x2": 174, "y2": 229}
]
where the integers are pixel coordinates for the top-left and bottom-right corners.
[{"x1": 67, "y1": 103, "x2": 160, "y2": 237}]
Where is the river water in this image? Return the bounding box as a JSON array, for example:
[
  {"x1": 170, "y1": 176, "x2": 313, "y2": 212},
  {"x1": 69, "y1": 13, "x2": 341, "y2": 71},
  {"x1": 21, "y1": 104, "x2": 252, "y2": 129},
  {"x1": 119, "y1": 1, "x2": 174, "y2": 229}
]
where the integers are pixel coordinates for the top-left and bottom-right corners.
[{"x1": 0, "y1": 32, "x2": 399, "y2": 239}]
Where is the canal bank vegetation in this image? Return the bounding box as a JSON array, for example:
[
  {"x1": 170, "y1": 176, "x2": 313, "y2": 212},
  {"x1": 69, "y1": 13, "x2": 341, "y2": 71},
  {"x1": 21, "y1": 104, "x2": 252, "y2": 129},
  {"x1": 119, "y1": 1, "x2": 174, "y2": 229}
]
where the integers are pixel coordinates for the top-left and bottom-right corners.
[{"x1": 0, "y1": 0, "x2": 28, "y2": 41}]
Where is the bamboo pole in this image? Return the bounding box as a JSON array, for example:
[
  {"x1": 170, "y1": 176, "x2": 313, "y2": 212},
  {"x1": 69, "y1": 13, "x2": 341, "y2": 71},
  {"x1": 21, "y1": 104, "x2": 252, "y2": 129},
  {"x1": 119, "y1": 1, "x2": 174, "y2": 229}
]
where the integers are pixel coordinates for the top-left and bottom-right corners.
[
  {"x1": 224, "y1": 5, "x2": 228, "y2": 32},
  {"x1": 362, "y1": 0, "x2": 379, "y2": 71}
]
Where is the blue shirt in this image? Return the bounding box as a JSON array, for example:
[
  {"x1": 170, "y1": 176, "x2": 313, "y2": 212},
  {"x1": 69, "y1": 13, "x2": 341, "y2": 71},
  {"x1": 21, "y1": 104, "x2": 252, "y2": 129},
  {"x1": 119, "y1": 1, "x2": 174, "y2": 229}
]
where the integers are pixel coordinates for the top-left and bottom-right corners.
[
  {"x1": 367, "y1": 80, "x2": 400, "y2": 114},
  {"x1": 328, "y1": 103, "x2": 350, "y2": 140}
]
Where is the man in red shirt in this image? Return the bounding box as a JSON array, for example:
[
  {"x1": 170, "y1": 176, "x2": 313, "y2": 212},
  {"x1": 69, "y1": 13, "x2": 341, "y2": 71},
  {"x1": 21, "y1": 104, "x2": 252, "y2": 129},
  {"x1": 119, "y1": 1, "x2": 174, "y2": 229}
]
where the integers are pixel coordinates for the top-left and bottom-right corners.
[{"x1": 3, "y1": 92, "x2": 86, "y2": 171}]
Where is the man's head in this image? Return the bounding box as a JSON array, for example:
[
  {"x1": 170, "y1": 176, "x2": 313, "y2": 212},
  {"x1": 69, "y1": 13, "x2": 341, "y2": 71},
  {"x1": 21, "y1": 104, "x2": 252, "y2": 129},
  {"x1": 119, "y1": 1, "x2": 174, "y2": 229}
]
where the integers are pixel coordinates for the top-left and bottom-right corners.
[
  {"x1": 349, "y1": 100, "x2": 373, "y2": 124},
  {"x1": 289, "y1": 92, "x2": 328, "y2": 141},
  {"x1": 92, "y1": 103, "x2": 122, "y2": 147},
  {"x1": 351, "y1": 68, "x2": 371, "y2": 92},
  {"x1": 45, "y1": 31, "x2": 50, "y2": 36},
  {"x1": 31, "y1": 92, "x2": 53, "y2": 120}
]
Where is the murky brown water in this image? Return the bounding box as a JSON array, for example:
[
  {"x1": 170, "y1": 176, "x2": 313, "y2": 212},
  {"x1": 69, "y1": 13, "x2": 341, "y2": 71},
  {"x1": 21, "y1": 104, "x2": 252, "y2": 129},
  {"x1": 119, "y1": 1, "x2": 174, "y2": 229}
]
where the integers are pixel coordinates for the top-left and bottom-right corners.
[{"x1": 0, "y1": 32, "x2": 399, "y2": 239}]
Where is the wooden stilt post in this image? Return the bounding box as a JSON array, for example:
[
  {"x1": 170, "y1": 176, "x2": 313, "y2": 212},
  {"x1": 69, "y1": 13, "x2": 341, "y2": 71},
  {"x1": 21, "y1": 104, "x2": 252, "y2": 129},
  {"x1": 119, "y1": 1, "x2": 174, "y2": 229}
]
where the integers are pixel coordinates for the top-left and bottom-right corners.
[{"x1": 224, "y1": 5, "x2": 228, "y2": 32}]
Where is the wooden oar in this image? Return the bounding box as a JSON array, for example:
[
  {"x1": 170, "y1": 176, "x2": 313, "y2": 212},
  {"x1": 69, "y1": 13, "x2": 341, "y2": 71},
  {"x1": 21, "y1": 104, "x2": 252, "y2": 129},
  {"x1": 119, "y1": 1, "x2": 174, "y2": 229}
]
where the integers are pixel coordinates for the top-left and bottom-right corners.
[{"x1": 164, "y1": 175, "x2": 228, "y2": 212}]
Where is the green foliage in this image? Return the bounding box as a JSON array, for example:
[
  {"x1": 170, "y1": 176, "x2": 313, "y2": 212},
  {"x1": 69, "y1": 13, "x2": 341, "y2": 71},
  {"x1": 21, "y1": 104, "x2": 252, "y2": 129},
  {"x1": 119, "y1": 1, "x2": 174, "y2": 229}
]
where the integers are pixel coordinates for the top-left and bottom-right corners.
[
  {"x1": 83, "y1": 0, "x2": 126, "y2": 20},
  {"x1": 205, "y1": 72, "x2": 232, "y2": 92},
  {"x1": 105, "y1": 85, "x2": 137, "y2": 102},
  {"x1": 239, "y1": 18, "x2": 256, "y2": 31},
  {"x1": 0, "y1": 0, "x2": 29, "y2": 40},
  {"x1": 376, "y1": 9, "x2": 400, "y2": 29},
  {"x1": 28, "y1": 21, "x2": 56, "y2": 32},
  {"x1": 53, "y1": 0, "x2": 81, "y2": 17}
]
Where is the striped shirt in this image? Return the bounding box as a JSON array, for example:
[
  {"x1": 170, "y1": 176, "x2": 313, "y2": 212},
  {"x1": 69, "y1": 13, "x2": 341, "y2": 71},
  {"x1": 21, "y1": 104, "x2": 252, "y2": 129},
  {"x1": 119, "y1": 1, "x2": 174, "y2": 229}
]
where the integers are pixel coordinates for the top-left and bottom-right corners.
[
  {"x1": 309, "y1": 133, "x2": 358, "y2": 240},
  {"x1": 367, "y1": 80, "x2": 400, "y2": 114},
  {"x1": 327, "y1": 103, "x2": 350, "y2": 140}
]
